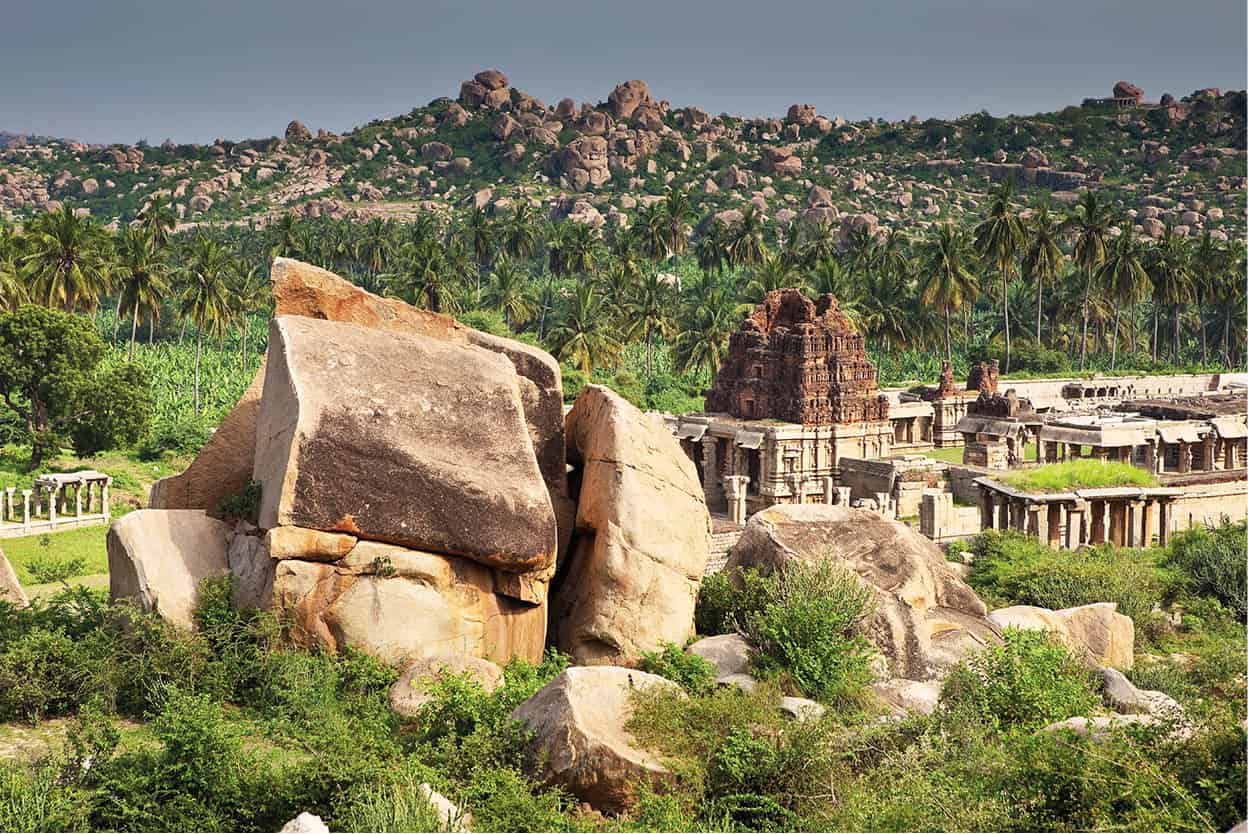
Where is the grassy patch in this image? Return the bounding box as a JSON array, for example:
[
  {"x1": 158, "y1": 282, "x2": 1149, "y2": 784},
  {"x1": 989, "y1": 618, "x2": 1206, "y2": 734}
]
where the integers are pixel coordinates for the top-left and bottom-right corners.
[
  {"x1": 5, "y1": 526, "x2": 109, "y2": 586},
  {"x1": 920, "y1": 445, "x2": 967, "y2": 465},
  {"x1": 1000, "y1": 459, "x2": 1156, "y2": 493}
]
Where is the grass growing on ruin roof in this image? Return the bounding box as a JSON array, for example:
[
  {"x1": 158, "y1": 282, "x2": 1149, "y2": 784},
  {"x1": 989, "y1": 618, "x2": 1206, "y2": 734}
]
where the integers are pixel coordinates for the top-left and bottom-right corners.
[{"x1": 1000, "y1": 459, "x2": 1157, "y2": 493}]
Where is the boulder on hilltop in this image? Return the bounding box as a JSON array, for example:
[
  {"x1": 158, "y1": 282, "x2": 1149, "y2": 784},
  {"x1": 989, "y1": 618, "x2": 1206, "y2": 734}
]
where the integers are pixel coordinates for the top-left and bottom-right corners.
[
  {"x1": 607, "y1": 80, "x2": 654, "y2": 119},
  {"x1": 284, "y1": 120, "x2": 311, "y2": 142}
]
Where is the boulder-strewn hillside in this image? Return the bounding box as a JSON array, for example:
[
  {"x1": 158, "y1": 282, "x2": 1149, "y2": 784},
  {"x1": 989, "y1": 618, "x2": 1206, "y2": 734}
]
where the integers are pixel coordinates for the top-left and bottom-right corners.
[{"x1": 2, "y1": 72, "x2": 1244, "y2": 242}]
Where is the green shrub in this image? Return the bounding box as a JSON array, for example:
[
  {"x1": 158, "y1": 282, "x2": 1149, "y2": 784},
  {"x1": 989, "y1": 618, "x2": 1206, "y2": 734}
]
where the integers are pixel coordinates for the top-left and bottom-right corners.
[
  {"x1": 1165, "y1": 519, "x2": 1247, "y2": 618},
  {"x1": 967, "y1": 529, "x2": 1175, "y2": 624},
  {"x1": 939, "y1": 627, "x2": 1099, "y2": 732},
  {"x1": 0, "y1": 763, "x2": 90, "y2": 832},
  {"x1": 137, "y1": 415, "x2": 212, "y2": 460},
  {"x1": 639, "y1": 642, "x2": 717, "y2": 695},
  {"x1": 216, "y1": 480, "x2": 262, "y2": 522},
  {"x1": 332, "y1": 765, "x2": 447, "y2": 833},
  {"x1": 741, "y1": 560, "x2": 876, "y2": 704},
  {"x1": 693, "y1": 567, "x2": 771, "y2": 636},
  {"x1": 24, "y1": 552, "x2": 88, "y2": 584}
]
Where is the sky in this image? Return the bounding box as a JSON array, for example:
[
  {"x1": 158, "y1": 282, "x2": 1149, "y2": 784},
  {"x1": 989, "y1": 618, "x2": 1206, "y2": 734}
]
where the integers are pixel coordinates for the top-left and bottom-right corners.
[{"x1": 3, "y1": 0, "x2": 1244, "y2": 146}]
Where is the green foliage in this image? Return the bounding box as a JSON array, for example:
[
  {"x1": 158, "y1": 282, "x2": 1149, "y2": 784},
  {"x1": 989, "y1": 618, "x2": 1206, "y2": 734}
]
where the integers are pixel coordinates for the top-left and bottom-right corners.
[
  {"x1": 939, "y1": 628, "x2": 1098, "y2": 732},
  {"x1": 457, "y1": 308, "x2": 511, "y2": 337},
  {"x1": 1165, "y1": 519, "x2": 1248, "y2": 618},
  {"x1": 967, "y1": 529, "x2": 1175, "y2": 624},
  {"x1": 215, "y1": 480, "x2": 261, "y2": 523},
  {"x1": 0, "y1": 306, "x2": 154, "y2": 467},
  {"x1": 137, "y1": 414, "x2": 212, "y2": 460},
  {"x1": 24, "y1": 551, "x2": 88, "y2": 585},
  {"x1": 739, "y1": 560, "x2": 876, "y2": 704},
  {"x1": 693, "y1": 567, "x2": 771, "y2": 637},
  {"x1": 1001, "y1": 458, "x2": 1157, "y2": 492},
  {"x1": 332, "y1": 765, "x2": 446, "y2": 832},
  {"x1": 639, "y1": 642, "x2": 717, "y2": 695}
]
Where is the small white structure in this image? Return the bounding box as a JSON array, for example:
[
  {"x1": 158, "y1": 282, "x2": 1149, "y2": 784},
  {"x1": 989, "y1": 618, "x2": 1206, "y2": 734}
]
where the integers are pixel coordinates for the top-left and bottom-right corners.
[{"x1": 1, "y1": 470, "x2": 112, "y2": 538}]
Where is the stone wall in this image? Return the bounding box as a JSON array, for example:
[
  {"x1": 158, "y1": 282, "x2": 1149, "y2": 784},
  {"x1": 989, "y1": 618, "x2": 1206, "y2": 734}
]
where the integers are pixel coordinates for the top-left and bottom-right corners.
[{"x1": 920, "y1": 491, "x2": 982, "y2": 543}]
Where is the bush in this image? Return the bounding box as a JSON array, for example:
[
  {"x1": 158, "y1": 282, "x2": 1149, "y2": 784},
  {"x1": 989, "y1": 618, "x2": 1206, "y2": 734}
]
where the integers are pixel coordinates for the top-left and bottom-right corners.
[
  {"x1": 1165, "y1": 519, "x2": 1247, "y2": 618},
  {"x1": 332, "y1": 765, "x2": 447, "y2": 833},
  {"x1": 693, "y1": 567, "x2": 771, "y2": 637},
  {"x1": 137, "y1": 415, "x2": 211, "y2": 460},
  {"x1": 939, "y1": 628, "x2": 1098, "y2": 732},
  {"x1": 216, "y1": 480, "x2": 261, "y2": 523},
  {"x1": 740, "y1": 560, "x2": 876, "y2": 704},
  {"x1": 967, "y1": 529, "x2": 1175, "y2": 624},
  {"x1": 639, "y1": 642, "x2": 717, "y2": 695}
]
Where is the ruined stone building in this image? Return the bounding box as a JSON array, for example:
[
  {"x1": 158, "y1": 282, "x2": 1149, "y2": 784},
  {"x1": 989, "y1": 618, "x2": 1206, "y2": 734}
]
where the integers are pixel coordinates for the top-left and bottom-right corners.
[{"x1": 673, "y1": 290, "x2": 893, "y2": 521}]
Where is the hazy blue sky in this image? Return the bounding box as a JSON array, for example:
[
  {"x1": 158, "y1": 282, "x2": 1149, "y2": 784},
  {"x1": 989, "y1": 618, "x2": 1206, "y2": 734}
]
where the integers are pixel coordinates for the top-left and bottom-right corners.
[{"x1": 3, "y1": 0, "x2": 1244, "y2": 145}]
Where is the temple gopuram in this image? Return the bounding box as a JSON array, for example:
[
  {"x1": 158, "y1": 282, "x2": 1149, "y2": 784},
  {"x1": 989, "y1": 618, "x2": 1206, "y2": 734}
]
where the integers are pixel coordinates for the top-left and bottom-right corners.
[{"x1": 672, "y1": 289, "x2": 894, "y2": 522}]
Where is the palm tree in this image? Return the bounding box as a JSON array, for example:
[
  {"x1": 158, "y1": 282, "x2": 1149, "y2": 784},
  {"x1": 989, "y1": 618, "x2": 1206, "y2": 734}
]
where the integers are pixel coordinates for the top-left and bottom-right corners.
[
  {"x1": 180, "y1": 237, "x2": 233, "y2": 415},
  {"x1": 21, "y1": 204, "x2": 113, "y2": 313},
  {"x1": 0, "y1": 224, "x2": 29, "y2": 311},
  {"x1": 1190, "y1": 230, "x2": 1227, "y2": 368},
  {"x1": 799, "y1": 219, "x2": 839, "y2": 268},
  {"x1": 636, "y1": 202, "x2": 668, "y2": 264},
  {"x1": 727, "y1": 205, "x2": 767, "y2": 268},
  {"x1": 462, "y1": 206, "x2": 496, "y2": 280},
  {"x1": 623, "y1": 270, "x2": 673, "y2": 375},
  {"x1": 675, "y1": 279, "x2": 737, "y2": 377},
  {"x1": 486, "y1": 255, "x2": 535, "y2": 328},
  {"x1": 1145, "y1": 225, "x2": 1193, "y2": 364},
  {"x1": 137, "y1": 195, "x2": 177, "y2": 247},
  {"x1": 383, "y1": 238, "x2": 458, "y2": 313},
  {"x1": 116, "y1": 227, "x2": 170, "y2": 362},
  {"x1": 662, "y1": 187, "x2": 694, "y2": 275},
  {"x1": 1061, "y1": 191, "x2": 1114, "y2": 369},
  {"x1": 356, "y1": 217, "x2": 395, "y2": 290},
  {"x1": 920, "y1": 224, "x2": 978, "y2": 364},
  {"x1": 1021, "y1": 206, "x2": 1063, "y2": 344},
  {"x1": 743, "y1": 252, "x2": 797, "y2": 303},
  {"x1": 695, "y1": 220, "x2": 729, "y2": 276},
  {"x1": 1096, "y1": 223, "x2": 1149, "y2": 369},
  {"x1": 229, "y1": 260, "x2": 269, "y2": 364},
  {"x1": 551, "y1": 283, "x2": 620, "y2": 375},
  {"x1": 973, "y1": 181, "x2": 1025, "y2": 371},
  {"x1": 501, "y1": 201, "x2": 541, "y2": 261},
  {"x1": 269, "y1": 214, "x2": 302, "y2": 258}
]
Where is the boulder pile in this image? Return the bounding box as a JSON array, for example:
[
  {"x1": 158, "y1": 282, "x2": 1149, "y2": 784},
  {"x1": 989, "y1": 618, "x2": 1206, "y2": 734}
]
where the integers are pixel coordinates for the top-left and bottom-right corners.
[{"x1": 119, "y1": 258, "x2": 709, "y2": 669}]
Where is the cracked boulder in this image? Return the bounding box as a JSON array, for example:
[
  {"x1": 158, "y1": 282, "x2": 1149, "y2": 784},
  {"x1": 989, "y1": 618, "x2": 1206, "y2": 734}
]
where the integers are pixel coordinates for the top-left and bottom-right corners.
[
  {"x1": 552, "y1": 385, "x2": 711, "y2": 665},
  {"x1": 254, "y1": 315, "x2": 557, "y2": 577},
  {"x1": 724, "y1": 504, "x2": 1001, "y2": 680}
]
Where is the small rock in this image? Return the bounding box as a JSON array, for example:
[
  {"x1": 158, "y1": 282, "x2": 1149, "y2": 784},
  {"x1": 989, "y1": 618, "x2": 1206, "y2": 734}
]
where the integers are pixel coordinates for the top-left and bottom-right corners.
[
  {"x1": 390, "y1": 654, "x2": 503, "y2": 717},
  {"x1": 280, "y1": 812, "x2": 328, "y2": 833},
  {"x1": 779, "y1": 696, "x2": 826, "y2": 722}
]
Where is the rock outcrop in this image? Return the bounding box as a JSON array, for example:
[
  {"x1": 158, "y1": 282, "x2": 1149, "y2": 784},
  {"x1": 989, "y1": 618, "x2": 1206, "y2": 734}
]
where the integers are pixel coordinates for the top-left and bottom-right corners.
[
  {"x1": 724, "y1": 504, "x2": 1000, "y2": 680},
  {"x1": 107, "y1": 510, "x2": 232, "y2": 629},
  {"x1": 254, "y1": 314, "x2": 557, "y2": 574},
  {"x1": 511, "y1": 666, "x2": 678, "y2": 813},
  {"x1": 607, "y1": 80, "x2": 654, "y2": 119},
  {"x1": 553, "y1": 386, "x2": 711, "y2": 665},
  {"x1": 389, "y1": 653, "x2": 504, "y2": 717},
  {"x1": 989, "y1": 602, "x2": 1135, "y2": 670}
]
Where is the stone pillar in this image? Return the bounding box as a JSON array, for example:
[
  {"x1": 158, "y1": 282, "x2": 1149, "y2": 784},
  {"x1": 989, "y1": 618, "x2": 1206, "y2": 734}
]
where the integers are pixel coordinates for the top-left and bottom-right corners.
[
  {"x1": 46, "y1": 487, "x2": 57, "y2": 524},
  {"x1": 74, "y1": 483, "x2": 83, "y2": 519},
  {"x1": 823, "y1": 477, "x2": 836, "y2": 505},
  {"x1": 1046, "y1": 503, "x2": 1063, "y2": 549},
  {"x1": 1008, "y1": 500, "x2": 1024, "y2": 531},
  {"x1": 1178, "y1": 441, "x2": 1191, "y2": 474},
  {"x1": 1158, "y1": 500, "x2": 1171, "y2": 546},
  {"x1": 1107, "y1": 501, "x2": 1126, "y2": 547},
  {"x1": 724, "y1": 475, "x2": 750, "y2": 525},
  {"x1": 875, "y1": 491, "x2": 893, "y2": 519},
  {"x1": 1026, "y1": 504, "x2": 1041, "y2": 538},
  {"x1": 1201, "y1": 438, "x2": 1216, "y2": 471},
  {"x1": 980, "y1": 490, "x2": 995, "y2": 530},
  {"x1": 700, "y1": 436, "x2": 723, "y2": 509},
  {"x1": 1066, "y1": 505, "x2": 1084, "y2": 549},
  {"x1": 997, "y1": 497, "x2": 1010, "y2": 530},
  {"x1": 1139, "y1": 500, "x2": 1154, "y2": 547},
  {"x1": 102, "y1": 480, "x2": 112, "y2": 521},
  {"x1": 1044, "y1": 441, "x2": 1058, "y2": 463},
  {"x1": 1089, "y1": 500, "x2": 1106, "y2": 545},
  {"x1": 21, "y1": 490, "x2": 31, "y2": 531}
]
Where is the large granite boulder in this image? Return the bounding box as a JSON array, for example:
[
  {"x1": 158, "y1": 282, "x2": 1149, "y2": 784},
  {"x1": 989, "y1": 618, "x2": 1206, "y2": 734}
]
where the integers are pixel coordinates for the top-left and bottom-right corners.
[
  {"x1": 274, "y1": 540, "x2": 547, "y2": 664},
  {"x1": 389, "y1": 653, "x2": 504, "y2": 717},
  {"x1": 107, "y1": 510, "x2": 232, "y2": 629},
  {"x1": 254, "y1": 315, "x2": 557, "y2": 577},
  {"x1": 153, "y1": 258, "x2": 573, "y2": 559},
  {"x1": 607, "y1": 80, "x2": 654, "y2": 119},
  {"x1": 553, "y1": 385, "x2": 711, "y2": 665},
  {"x1": 989, "y1": 602, "x2": 1134, "y2": 670},
  {"x1": 724, "y1": 504, "x2": 1000, "y2": 680},
  {"x1": 0, "y1": 547, "x2": 27, "y2": 608},
  {"x1": 510, "y1": 666, "x2": 678, "y2": 813}
]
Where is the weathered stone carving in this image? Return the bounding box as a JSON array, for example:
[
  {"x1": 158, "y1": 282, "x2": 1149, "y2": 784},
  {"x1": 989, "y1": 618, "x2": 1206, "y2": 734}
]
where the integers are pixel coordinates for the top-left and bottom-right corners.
[{"x1": 705, "y1": 289, "x2": 888, "y2": 425}]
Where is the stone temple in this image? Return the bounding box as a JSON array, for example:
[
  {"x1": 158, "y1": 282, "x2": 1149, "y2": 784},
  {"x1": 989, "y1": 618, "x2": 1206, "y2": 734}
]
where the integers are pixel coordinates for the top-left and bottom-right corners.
[{"x1": 677, "y1": 289, "x2": 893, "y2": 522}]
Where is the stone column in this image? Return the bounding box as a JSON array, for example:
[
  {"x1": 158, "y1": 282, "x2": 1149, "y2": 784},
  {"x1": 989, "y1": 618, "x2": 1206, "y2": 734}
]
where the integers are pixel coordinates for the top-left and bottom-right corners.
[
  {"x1": 1107, "y1": 501, "x2": 1126, "y2": 547},
  {"x1": 875, "y1": 491, "x2": 893, "y2": 519},
  {"x1": 1066, "y1": 505, "x2": 1084, "y2": 549},
  {"x1": 21, "y1": 490, "x2": 31, "y2": 531},
  {"x1": 700, "y1": 436, "x2": 723, "y2": 510},
  {"x1": 997, "y1": 497, "x2": 1010, "y2": 530},
  {"x1": 1158, "y1": 500, "x2": 1171, "y2": 546},
  {"x1": 1046, "y1": 504, "x2": 1063, "y2": 549},
  {"x1": 1178, "y1": 442, "x2": 1191, "y2": 474},
  {"x1": 1089, "y1": 500, "x2": 1106, "y2": 545},
  {"x1": 1026, "y1": 504, "x2": 1041, "y2": 538},
  {"x1": 102, "y1": 480, "x2": 112, "y2": 521},
  {"x1": 980, "y1": 490, "x2": 995, "y2": 530},
  {"x1": 1139, "y1": 500, "x2": 1154, "y2": 547},
  {"x1": 724, "y1": 475, "x2": 750, "y2": 525},
  {"x1": 74, "y1": 483, "x2": 83, "y2": 519}
]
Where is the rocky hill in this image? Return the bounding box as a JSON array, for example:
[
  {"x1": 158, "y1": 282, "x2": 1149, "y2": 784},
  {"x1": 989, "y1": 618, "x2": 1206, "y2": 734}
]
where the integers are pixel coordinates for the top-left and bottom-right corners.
[{"x1": 1, "y1": 71, "x2": 1244, "y2": 242}]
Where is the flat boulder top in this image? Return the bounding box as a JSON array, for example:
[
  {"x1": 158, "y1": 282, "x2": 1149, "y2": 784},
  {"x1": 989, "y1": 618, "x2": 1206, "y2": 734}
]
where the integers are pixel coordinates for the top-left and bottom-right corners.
[{"x1": 254, "y1": 315, "x2": 556, "y2": 573}]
